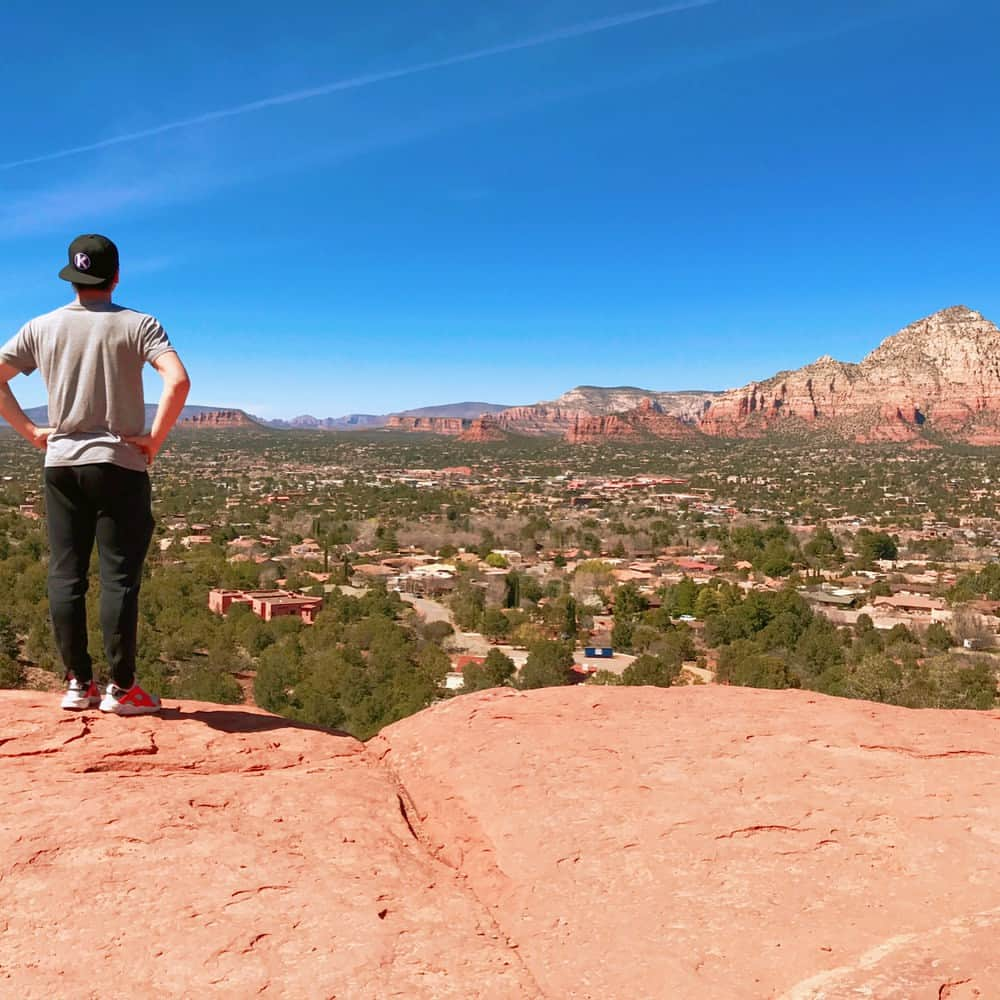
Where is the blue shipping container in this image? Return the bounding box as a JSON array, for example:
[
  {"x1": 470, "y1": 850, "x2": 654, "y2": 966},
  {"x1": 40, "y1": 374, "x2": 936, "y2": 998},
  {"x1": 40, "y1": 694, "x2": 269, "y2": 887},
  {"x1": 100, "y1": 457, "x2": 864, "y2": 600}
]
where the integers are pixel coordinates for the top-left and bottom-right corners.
[{"x1": 584, "y1": 647, "x2": 614, "y2": 658}]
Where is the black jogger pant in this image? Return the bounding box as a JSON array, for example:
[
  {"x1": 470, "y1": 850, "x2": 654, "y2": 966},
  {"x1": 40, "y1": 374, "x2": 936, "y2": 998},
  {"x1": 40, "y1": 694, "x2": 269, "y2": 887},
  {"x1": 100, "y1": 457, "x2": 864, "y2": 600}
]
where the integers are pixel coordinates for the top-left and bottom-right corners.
[{"x1": 44, "y1": 463, "x2": 155, "y2": 690}]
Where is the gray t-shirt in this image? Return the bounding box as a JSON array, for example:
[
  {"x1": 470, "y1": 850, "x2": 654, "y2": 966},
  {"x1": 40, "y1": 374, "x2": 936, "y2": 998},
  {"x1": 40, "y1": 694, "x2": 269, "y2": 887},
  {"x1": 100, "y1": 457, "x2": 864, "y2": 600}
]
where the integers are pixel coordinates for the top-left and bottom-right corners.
[{"x1": 0, "y1": 301, "x2": 174, "y2": 472}]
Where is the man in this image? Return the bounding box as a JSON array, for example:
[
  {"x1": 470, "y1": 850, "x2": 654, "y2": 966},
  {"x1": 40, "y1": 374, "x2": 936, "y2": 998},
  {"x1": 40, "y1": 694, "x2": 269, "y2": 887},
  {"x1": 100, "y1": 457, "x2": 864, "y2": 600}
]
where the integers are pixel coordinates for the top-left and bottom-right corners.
[{"x1": 0, "y1": 234, "x2": 190, "y2": 715}]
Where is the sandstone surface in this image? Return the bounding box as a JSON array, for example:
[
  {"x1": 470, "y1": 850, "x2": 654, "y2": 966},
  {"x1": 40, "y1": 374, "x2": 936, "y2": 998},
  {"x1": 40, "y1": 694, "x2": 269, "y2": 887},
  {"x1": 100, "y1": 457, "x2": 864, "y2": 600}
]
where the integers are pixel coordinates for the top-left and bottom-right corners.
[
  {"x1": 374, "y1": 686, "x2": 1000, "y2": 999},
  {"x1": 3, "y1": 686, "x2": 999, "y2": 999},
  {"x1": 0, "y1": 693, "x2": 534, "y2": 1000}
]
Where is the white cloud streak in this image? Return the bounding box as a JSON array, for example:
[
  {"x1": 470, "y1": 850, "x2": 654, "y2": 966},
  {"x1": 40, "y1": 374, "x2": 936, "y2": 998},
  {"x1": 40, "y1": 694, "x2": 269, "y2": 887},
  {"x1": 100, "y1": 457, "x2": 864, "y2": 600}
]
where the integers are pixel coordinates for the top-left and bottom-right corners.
[{"x1": 0, "y1": 0, "x2": 716, "y2": 172}]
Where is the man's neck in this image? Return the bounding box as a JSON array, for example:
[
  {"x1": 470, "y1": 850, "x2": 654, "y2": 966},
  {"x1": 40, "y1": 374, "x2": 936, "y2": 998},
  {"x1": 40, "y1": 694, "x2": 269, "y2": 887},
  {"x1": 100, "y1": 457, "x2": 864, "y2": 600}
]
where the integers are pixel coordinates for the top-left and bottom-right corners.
[{"x1": 75, "y1": 290, "x2": 114, "y2": 306}]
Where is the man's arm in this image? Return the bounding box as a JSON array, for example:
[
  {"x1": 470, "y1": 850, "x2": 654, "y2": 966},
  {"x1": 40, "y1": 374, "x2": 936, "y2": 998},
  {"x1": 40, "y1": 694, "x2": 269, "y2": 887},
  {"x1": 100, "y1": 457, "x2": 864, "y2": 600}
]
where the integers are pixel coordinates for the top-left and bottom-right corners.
[
  {"x1": 0, "y1": 361, "x2": 51, "y2": 451},
  {"x1": 124, "y1": 351, "x2": 191, "y2": 465}
]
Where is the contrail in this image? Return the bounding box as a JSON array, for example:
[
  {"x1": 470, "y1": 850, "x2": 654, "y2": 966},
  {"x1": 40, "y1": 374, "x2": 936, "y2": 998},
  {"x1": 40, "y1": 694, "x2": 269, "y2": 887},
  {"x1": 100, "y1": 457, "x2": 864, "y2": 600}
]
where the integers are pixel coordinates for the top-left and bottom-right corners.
[{"x1": 1, "y1": 1, "x2": 715, "y2": 172}]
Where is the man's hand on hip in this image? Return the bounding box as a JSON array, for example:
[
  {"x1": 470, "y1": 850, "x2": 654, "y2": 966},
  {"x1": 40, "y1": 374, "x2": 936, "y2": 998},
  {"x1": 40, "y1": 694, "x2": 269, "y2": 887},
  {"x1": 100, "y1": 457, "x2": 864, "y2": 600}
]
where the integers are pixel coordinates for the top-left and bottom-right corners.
[
  {"x1": 30, "y1": 426, "x2": 53, "y2": 450},
  {"x1": 124, "y1": 434, "x2": 159, "y2": 466}
]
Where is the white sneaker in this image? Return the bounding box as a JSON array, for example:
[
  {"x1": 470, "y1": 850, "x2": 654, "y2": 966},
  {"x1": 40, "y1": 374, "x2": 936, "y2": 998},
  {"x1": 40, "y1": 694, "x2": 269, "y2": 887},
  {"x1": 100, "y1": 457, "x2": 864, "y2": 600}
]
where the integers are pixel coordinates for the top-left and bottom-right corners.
[
  {"x1": 99, "y1": 683, "x2": 161, "y2": 716},
  {"x1": 61, "y1": 678, "x2": 101, "y2": 711}
]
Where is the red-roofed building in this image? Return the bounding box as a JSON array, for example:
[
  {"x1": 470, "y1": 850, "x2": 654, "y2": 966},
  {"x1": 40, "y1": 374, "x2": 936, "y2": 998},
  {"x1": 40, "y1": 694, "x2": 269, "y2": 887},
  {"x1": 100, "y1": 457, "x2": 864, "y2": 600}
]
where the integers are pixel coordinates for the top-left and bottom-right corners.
[
  {"x1": 445, "y1": 655, "x2": 486, "y2": 691},
  {"x1": 208, "y1": 588, "x2": 323, "y2": 624}
]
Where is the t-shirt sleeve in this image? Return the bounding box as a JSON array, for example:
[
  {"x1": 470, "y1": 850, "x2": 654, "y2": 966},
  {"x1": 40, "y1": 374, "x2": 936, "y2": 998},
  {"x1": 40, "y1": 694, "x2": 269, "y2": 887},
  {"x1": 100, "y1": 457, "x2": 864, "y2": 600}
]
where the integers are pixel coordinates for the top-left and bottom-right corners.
[
  {"x1": 138, "y1": 315, "x2": 174, "y2": 364},
  {"x1": 0, "y1": 323, "x2": 37, "y2": 375}
]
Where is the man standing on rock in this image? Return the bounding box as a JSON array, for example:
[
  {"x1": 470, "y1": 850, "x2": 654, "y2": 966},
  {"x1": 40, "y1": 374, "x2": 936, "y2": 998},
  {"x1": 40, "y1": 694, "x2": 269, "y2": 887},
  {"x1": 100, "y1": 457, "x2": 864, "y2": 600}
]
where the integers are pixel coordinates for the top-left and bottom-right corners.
[{"x1": 0, "y1": 234, "x2": 190, "y2": 715}]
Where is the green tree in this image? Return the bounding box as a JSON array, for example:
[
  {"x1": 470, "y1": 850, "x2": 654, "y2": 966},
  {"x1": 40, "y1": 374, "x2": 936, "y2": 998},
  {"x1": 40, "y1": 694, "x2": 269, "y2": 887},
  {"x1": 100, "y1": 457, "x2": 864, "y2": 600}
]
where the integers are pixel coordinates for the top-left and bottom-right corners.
[
  {"x1": 610, "y1": 619, "x2": 634, "y2": 652},
  {"x1": 856, "y1": 529, "x2": 898, "y2": 564},
  {"x1": 563, "y1": 596, "x2": 578, "y2": 639},
  {"x1": 254, "y1": 637, "x2": 303, "y2": 714},
  {"x1": 421, "y1": 620, "x2": 455, "y2": 644},
  {"x1": 462, "y1": 649, "x2": 516, "y2": 693},
  {"x1": 668, "y1": 577, "x2": 698, "y2": 616},
  {"x1": 924, "y1": 622, "x2": 954, "y2": 652},
  {"x1": 0, "y1": 612, "x2": 19, "y2": 660},
  {"x1": 450, "y1": 578, "x2": 485, "y2": 630},
  {"x1": 480, "y1": 608, "x2": 512, "y2": 642},
  {"x1": 172, "y1": 662, "x2": 243, "y2": 704},
  {"x1": 717, "y1": 640, "x2": 795, "y2": 689},
  {"x1": 0, "y1": 654, "x2": 25, "y2": 689},
  {"x1": 503, "y1": 572, "x2": 521, "y2": 608},
  {"x1": 614, "y1": 583, "x2": 649, "y2": 619},
  {"x1": 518, "y1": 640, "x2": 576, "y2": 689},
  {"x1": 620, "y1": 653, "x2": 680, "y2": 688},
  {"x1": 759, "y1": 538, "x2": 794, "y2": 577}
]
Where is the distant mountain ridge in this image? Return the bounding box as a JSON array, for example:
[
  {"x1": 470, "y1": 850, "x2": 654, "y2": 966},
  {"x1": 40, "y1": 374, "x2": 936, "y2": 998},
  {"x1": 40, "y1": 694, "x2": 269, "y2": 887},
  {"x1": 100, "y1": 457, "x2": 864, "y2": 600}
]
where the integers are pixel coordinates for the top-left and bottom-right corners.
[
  {"x1": 257, "y1": 401, "x2": 511, "y2": 430},
  {"x1": 8, "y1": 307, "x2": 1000, "y2": 445},
  {"x1": 7, "y1": 404, "x2": 249, "y2": 428}
]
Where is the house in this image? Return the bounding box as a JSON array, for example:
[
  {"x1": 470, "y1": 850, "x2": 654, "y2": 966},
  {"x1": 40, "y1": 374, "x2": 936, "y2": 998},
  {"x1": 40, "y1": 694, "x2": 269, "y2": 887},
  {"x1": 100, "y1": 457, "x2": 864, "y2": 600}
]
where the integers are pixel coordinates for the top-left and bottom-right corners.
[
  {"x1": 872, "y1": 595, "x2": 946, "y2": 616},
  {"x1": 350, "y1": 564, "x2": 396, "y2": 587},
  {"x1": 396, "y1": 563, "x2": 458, "y2": 597},
  {"x1": 444, "y1": 655, "x2": 486, "y2": 691},
  {"x1": 208, "y1": 588, "x2": 323, "y2": 624},
  {"x1": 671, "y1": 558, "x2": 720, "y2": 575},
  {"x1": 180, "y1": 534, "x2": 213, "y2": 548},
  {"x1": 803, "y1": 588, "x2": 864, "y2": 609}
]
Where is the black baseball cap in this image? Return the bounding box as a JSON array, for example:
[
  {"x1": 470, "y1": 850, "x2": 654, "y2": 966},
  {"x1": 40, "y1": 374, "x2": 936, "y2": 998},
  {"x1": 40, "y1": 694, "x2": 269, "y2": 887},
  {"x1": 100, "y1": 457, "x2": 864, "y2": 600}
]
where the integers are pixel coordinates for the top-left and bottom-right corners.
[{"x1": 58, "y1": 234, "x2": 119, "y2": 285}]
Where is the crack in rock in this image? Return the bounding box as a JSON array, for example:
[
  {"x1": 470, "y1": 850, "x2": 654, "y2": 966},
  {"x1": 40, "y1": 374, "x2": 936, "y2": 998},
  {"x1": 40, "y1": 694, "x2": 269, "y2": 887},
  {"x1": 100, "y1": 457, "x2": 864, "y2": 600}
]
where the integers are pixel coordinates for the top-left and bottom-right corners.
[
  {"x1": 859, "y1": 744, "x2": 993, "y2": 759},
  {"x1": 716, "y1": 825, "x2": 811, "y2": 840}
]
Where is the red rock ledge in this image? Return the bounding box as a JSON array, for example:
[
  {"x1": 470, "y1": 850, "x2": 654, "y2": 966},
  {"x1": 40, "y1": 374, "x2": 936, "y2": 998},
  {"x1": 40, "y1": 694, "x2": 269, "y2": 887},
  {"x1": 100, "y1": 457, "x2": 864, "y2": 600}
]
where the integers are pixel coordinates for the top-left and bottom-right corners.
[{"x1": 2, "y1": 686, "x2": 998, "y2": 998}]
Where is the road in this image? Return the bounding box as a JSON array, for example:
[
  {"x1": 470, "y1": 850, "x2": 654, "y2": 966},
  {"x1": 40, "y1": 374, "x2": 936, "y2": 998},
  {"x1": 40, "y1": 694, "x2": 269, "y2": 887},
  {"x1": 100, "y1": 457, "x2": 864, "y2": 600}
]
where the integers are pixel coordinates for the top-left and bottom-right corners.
[{"x1": 400, "y1": 594, "x2": 454, "y2": 625}]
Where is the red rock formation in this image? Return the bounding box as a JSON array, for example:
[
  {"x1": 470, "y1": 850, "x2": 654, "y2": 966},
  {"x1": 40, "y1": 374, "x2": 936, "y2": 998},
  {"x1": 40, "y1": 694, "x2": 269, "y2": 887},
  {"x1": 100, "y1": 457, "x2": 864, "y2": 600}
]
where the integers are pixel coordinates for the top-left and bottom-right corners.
[
  {"x1": 179, "y1": 409, "x2": 259, "y2": 429},
  {"x1": 493, "y1": 405, "x2": 584, "y2": 436},
  {"x1": 385, "y1": 415, "x2": 468, "y2": 435},
  {"x1": 4, "y1": 686, "x2": 999, "y2": 997},
  {"x1": 700, "y1": 306, "x2": 1000, "y2": 443},
  {"x1": 458, "y1": 415, "x2": 509, "y2": 442},
  {"x1": 384, "y1": 391, "x2": 720, "y2": 439},
  {"x1": 0, "y1": 691, "x2": 535, "y2": 998},
  {"x1": 566, "y1": 398, "x2": 699, "y2": 443},
  {"x1": 375, "y1": 686, "x2": 1000, "y2": 999}
]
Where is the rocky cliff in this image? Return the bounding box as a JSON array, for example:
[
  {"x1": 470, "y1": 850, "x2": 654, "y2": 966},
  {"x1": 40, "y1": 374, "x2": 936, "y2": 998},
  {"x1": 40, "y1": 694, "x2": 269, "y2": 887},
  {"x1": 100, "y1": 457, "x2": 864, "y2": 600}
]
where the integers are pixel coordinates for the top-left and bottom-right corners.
[
  {"x1": 699, "y1": 306, "x2": 1000, "y2": 443},
  {"x1": 388, "y1": 413, "x2": 515, "y2": 439},
  {"x1": 566, "y1": 397, "x2": 699, "y2": 443},
  {"x1": 385, "y1": 415, "x2": 469, "y2": 435},
  {"x1": 3, "y1": 686, "x2": 998, "y2": 998},
  {"x1": 494, "y1": 388, "x2": 720, "y2": 437},
  {"x1": 551, "y1": 385, "x2": 719, "y2": 421},
  {"x1": 384, "y1": 389, "x2": 722, "y2": 438},
  {"x1": 493, "y1": 404, "x2": 583, "y2": 435},
  {"x1": 178, "y1": 408, "x2": 260, "y2": 429},
  {"x1": 458, "y1": 414, "x2": 510, "y2": 442}
]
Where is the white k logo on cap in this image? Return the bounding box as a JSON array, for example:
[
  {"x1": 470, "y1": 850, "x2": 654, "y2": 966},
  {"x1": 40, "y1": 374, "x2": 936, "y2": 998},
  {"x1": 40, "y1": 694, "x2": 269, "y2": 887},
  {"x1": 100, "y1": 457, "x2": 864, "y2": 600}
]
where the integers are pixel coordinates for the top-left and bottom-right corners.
[{"x1": 74, "y1": 252, "x2": 91, "y2": 271}]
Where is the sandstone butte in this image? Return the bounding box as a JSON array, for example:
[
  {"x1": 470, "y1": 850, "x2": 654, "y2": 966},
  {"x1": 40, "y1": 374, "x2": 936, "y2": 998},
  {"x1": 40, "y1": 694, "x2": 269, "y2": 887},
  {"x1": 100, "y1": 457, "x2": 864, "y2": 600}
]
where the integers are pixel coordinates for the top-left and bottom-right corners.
[
  {"x1": 178, "y1": 409, "x2": 261, "y2": 429},
  {"x1": 2, "y1": 686, "x2": 998, "y2": 1000}
]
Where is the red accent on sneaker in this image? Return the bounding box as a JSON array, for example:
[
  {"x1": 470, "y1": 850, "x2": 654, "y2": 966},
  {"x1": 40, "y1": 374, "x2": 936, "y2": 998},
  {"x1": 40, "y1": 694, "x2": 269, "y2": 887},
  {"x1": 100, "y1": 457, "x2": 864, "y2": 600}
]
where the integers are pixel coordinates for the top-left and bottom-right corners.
[{"x1": 119, "y1": 686, "x2": 157, "y2": 708}]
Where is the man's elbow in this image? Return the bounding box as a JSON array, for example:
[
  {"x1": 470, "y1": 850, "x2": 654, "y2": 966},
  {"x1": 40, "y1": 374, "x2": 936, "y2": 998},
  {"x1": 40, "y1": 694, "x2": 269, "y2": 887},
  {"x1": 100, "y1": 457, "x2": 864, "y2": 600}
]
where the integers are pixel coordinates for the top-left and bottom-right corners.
[{"x1": 168, "y1": 371, "x2": 192, "y2": 393}]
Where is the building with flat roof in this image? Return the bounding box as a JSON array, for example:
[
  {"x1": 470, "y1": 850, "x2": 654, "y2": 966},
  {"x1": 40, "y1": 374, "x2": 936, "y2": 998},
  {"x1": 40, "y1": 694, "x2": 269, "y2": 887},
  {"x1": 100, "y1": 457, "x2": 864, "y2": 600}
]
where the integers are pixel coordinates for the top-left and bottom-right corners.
[{"x1": 208, "y1": 588, "x2": 323, "y2": 624}]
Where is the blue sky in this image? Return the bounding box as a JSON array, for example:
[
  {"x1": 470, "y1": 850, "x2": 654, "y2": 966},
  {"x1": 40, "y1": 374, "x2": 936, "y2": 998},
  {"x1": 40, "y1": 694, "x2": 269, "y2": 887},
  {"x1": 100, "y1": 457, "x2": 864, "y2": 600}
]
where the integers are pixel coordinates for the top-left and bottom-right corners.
[{"x1": 2, "y1": 0, "x2": 998, "y2": 417}]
